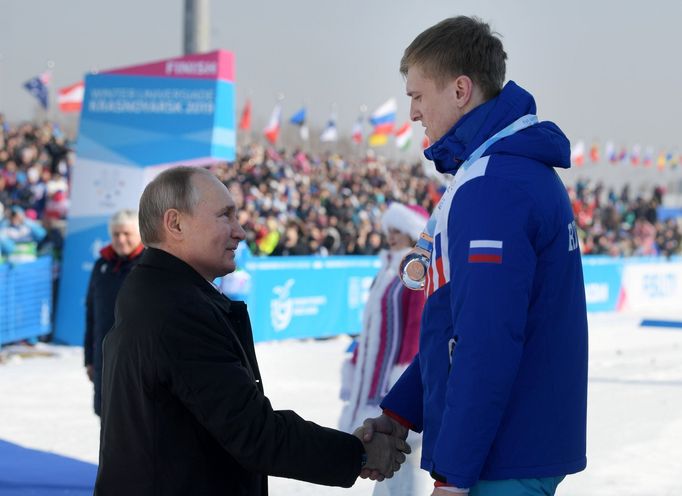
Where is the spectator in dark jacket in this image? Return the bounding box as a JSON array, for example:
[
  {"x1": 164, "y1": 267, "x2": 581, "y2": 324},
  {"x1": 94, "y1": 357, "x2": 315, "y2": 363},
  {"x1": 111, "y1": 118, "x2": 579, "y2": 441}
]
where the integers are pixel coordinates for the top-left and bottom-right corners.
[{"x1": 84, "y1": 209, "x2": 143, "y2": 416}]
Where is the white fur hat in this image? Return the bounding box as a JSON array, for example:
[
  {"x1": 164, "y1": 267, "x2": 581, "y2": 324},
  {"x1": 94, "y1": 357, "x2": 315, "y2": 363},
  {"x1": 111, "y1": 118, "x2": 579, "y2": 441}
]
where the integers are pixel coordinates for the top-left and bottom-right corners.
[{"x1": 381, "y1": 202, "x2": 429, "y2": 241}]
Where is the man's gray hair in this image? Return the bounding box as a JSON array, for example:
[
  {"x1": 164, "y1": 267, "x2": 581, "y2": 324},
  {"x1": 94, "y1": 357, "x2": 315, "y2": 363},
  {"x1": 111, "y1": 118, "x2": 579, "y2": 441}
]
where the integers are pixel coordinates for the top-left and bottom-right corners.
[
  {"x1": 108, "y1": 209, "x2": 139, "y2": 236},
  {"x1": 138, "y1": 166, "x2": 213, "y2": 246}
]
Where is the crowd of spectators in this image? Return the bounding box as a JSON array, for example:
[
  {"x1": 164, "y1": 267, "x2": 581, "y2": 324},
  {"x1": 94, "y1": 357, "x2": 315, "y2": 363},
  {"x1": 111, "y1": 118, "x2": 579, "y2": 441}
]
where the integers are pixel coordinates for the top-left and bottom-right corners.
[
  {"x1": 0, "y1": 115, "x2": 71, "y2": 263},
  {"x1": 569, "y1": 180, "x2": 681, "y2": 258},
  {"x1": 212, "y1": 144, "x2": 442, "y2": 257},
  {"x1": 213, "y1": 145, "x2": 682, "y2": 259},
  {"x1": 0, "y1": 116, "x2": 681, "y2": 263}
]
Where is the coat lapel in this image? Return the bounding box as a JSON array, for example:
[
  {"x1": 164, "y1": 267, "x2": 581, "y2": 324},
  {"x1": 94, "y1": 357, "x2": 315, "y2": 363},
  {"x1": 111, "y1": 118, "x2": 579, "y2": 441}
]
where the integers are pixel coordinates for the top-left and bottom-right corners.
[{"x1": 205, "y1": 292, "x2": 264, "y2": 392}]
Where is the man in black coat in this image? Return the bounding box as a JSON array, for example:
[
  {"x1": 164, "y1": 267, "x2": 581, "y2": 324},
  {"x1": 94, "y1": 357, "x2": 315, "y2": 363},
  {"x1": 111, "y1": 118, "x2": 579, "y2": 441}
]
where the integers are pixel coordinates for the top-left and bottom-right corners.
[
  {"x1": 84, "y1": 209, "x2": 144, "y2": 416},
  {"x1": 95, "y1": 166, "x2": 409, "y2": 495}
]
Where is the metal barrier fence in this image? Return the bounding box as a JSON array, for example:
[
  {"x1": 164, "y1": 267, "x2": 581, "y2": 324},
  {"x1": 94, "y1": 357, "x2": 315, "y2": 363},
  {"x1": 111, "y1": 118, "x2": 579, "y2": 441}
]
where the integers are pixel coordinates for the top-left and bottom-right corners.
[{"x1": 0, "y1": 256, "x2": 52, "y2": 346}]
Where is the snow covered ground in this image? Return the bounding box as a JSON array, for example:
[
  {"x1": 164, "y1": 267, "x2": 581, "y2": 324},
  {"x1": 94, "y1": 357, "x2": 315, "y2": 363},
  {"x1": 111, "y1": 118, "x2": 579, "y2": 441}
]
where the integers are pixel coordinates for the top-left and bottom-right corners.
[{"x1": 1, "y1": 312, "x2": 682, "y2": 495}]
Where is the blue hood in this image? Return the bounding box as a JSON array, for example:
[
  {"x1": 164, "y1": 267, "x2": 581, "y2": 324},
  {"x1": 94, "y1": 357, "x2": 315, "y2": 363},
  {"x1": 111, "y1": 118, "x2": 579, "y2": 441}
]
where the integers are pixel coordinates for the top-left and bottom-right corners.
[{"x1": 424, "y1": 81, "x2": 571, "y2": 174}]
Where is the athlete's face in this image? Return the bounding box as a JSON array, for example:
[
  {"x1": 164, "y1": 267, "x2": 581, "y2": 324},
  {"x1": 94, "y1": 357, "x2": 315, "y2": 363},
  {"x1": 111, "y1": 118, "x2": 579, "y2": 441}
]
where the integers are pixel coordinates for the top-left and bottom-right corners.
[{"x1": 406, "y1": 65, "x2": 464, "y2": 143}]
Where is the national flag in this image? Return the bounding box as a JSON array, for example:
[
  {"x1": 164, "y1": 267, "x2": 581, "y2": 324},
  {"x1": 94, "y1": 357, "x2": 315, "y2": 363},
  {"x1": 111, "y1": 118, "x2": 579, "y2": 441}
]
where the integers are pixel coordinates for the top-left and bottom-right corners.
[
  {"x1": 589, "y1": 142, "x2": 600, "y2": 163},
  {"x1": 368, "y1": 133, "x2": 389, "y2": 147},
  {"x1": 605, "y1": 141, "x2": 617, "y2": 164},
  {"x1": 617, "y1": 146, "x2": 628, "y2": 164},
  {"x1": 289, "y1": 108, "x2": 306, "y2": 125},
  {"x1": 666, "y1": 151, "x2": 675, "y2": 168},
  {"x1": 23, "y1": 71, "x2": 51, "y2": 109},
  {"x1": 369, "y1": 98, "x2": 397, "y2": 135},
  {"x1": 289, "y1": 107, "x2": 309, "y2": 141},
  {"x1": 468, "y1": 240, "x2": 503, "y2": 264},
  {"x1": 57, "y1": 81, "x2": 84, "y2": 113},
  {"x1": 239, "y1": 99, "x2": 252, "y2": 130},
  {"x1": 394, "y1": 122, "x2": 413, "y2": 150},
  {"x1": 263, "y1": 103, "x2": 281, "y2": 144},
  {"x1": 319, "y1": 114, "x2": 338, "y2": 142},
  {"x1": 629, "y1": 145, "x2": 640, "y2": 166},
  {"x1": 643, "y1": 146, "x2": 654, "y2": 167},
  {"x1": 657, "y1": 152, "x2": 666, "y2": 170},
  {"x1": 351, "y1": 116, "x2": 364, "y2": 144},
  {"x1": 422, "y1": 135, "x2": 430, "y2": 150},
  {"x1": 571, "y1": 141, "x2": 585, "y2": 166}
]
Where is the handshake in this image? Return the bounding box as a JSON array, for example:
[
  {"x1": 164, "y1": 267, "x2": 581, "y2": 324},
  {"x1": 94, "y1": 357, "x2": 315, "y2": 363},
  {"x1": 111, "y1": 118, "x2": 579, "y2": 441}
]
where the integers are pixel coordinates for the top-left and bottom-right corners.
[{"x1": 352, "y1": 413, "x2": 411, "y2": 481}]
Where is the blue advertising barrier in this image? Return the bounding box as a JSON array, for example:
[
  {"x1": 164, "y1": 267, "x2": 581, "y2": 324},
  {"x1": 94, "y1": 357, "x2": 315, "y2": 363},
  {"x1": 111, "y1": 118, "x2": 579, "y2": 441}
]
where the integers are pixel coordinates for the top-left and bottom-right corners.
[
  {"x1": 0, "y1": 257, "x2": 52, "y2": 346},
  {"x1": 241, "y1": 256, "x2": 380, "y2": 342},
  {"x1": 40, "y1": 249, "x2": 680, "y2": 346},
  {"x1": 237, "y1": 255, "x2": 628, "y2": 341},
  {"x1": 234, "y1": 254, "x2": 680, "y2": 341}
]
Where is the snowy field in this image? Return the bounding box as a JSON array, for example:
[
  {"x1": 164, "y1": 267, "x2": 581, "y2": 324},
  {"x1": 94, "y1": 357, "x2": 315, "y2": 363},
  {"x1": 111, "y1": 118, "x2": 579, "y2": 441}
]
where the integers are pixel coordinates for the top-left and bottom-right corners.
[{"x1": 1, "y1": 312, "x2": 682, "y2": 495}]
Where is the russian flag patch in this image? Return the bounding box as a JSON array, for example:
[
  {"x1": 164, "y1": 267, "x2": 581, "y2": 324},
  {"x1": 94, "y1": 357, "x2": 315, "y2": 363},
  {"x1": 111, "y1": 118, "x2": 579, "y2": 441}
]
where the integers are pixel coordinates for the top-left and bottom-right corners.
[{"x1": 468, "y1": 240, "x2": 503, "y2": 264}]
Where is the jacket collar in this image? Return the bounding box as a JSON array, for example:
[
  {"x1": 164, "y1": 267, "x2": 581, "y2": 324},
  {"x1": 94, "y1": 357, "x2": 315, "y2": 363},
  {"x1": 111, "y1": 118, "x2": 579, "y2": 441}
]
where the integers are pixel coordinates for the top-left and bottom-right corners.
[
  {"x1": 100, "y1": 243, "x2": 145, "y2": 272},
  {"x1": 424, "y1": 80, "x2": 537, "y2": 174},
  {"x1": 140, "y1": 247, "x2": 233, "y2": 312},
  {"x1": 100, "y1": 242, "x2": 144, "y2": 262}
]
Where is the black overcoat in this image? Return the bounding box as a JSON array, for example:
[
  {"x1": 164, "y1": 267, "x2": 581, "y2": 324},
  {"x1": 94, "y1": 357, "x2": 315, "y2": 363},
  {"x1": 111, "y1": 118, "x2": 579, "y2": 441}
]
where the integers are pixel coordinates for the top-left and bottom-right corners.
[{"x1": 95, "y1": 247, "x2": 363, "y2": 495}]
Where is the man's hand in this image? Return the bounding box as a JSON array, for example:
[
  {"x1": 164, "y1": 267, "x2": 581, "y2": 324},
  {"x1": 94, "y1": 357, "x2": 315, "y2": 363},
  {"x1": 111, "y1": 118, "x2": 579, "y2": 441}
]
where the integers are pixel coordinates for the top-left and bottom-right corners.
[
  {"x1": 356, "y1": 414, "x2": 410, "y2": 480},
  {"x1": 85, "y1": 365, "x2": 94, "y2": 383},
  {"x1": 353, "y1": 427, "x2": 411, "y2": 481},
  {"x1": 361, "y1": 413, "x2": 409, "y2": 442}
]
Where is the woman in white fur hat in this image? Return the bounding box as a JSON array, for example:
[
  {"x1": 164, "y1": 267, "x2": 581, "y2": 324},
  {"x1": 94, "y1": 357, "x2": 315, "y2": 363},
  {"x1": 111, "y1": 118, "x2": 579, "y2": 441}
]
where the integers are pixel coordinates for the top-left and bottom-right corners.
[{"x1": 339, "y1": 201, "x2": 432, "y2": 496}]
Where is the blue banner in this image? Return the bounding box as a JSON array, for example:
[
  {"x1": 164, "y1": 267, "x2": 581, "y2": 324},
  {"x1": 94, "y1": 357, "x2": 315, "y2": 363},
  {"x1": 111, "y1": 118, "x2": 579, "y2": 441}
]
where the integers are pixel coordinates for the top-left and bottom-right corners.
[
  {"x1": 54, "y1": 51, "x2": 235, "y2": 345},
  {"x1": 582, "y1": 257, "x2": 624, "y2": 312},
  {"x1": 77, "y1": 75, "x2": 235, "y2": 166},
  {"x1": 242, "y1": 256, "x2": 380, "y2": 342}
]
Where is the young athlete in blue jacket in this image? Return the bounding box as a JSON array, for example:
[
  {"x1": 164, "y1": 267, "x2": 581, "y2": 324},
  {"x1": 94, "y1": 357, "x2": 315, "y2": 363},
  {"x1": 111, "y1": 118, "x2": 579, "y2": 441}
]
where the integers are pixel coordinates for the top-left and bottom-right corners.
[{"x1": 360, "y1": 16, "x2": 588, "y2": 496}]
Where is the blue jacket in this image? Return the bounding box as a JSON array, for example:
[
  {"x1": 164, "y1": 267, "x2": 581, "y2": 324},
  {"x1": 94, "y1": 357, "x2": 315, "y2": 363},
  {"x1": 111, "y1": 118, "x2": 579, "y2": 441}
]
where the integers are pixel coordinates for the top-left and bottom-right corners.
[{"x1": 381, "y1": 81, "x2": 588, "y2": 488}]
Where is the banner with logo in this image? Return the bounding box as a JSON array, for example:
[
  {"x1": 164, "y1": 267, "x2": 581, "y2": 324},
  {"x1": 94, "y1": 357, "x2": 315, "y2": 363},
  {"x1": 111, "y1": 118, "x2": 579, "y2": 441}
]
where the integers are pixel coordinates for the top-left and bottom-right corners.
[
  {"x1": 242, "y1": 256, "x2": 380, "y2": 342},
  {"x1": 54, "y1": 51, "x2": 236, "y2": 345},
  {"x1": 619, "y1": 261, "x2": 682, "y2": 313}
]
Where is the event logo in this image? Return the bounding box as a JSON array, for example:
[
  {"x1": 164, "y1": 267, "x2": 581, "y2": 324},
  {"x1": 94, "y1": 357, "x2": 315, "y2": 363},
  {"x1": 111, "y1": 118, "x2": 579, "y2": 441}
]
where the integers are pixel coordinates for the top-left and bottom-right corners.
[
  {"x1": 271, "y1": 279, "x2": 295, "y2": 332},
  {"x1": 81, "y1": 237, "x2": 106, "y2": 272},
  {"x1": 348, "y1": 276, "x2": 374, "y2": 308},
  {"x1": 270, "y1": 278, "x2": 329, "y2": 333},
  {"x1": 93, "y1": 169, "x2": 125, "y2": 208}
]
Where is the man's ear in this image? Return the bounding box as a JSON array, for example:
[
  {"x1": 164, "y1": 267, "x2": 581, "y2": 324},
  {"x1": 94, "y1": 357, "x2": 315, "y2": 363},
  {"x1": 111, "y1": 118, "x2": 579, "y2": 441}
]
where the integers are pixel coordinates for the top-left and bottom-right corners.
[
  {"x1": 162, "y1": 209, "x2": 184, "y2": 241},
  {"x1": 453, "y1": 75, "x2": 475, "y2": 109}
]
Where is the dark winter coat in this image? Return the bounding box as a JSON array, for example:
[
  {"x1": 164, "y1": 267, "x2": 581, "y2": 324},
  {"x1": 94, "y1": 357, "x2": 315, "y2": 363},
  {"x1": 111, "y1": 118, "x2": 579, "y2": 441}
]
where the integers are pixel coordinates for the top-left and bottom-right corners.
[
  {"x1": 94, "y1": 247, "x2": 364, "y2": 496},
  {"x1": 84, "y1": 243, "x2": 143, "y2": 415}
]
